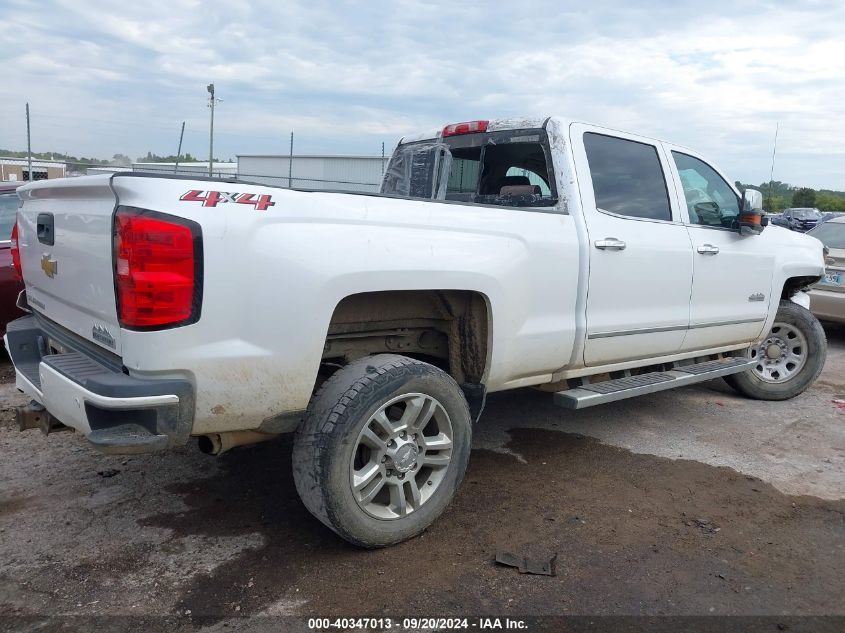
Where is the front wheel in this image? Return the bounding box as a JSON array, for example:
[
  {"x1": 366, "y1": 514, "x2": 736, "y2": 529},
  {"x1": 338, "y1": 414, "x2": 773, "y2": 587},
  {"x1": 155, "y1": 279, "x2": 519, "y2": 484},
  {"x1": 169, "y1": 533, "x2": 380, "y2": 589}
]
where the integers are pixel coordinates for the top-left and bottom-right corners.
[
  {"x1": 292, "y1": 354, "x2": 472, "y2": 548},
  {"x1": 724, "y1": 299, "x2": 827, "y2": 400}
]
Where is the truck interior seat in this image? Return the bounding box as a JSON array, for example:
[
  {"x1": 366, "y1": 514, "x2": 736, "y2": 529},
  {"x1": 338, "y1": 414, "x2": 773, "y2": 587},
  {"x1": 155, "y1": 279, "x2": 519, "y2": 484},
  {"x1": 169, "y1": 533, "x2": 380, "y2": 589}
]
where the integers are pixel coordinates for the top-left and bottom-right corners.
[
  {"x1": 500, "y1": 184, "x2": 541, "y2": 196},
  {"x1": 496, "y1": 175, "x2": 531, "y2": 189}
]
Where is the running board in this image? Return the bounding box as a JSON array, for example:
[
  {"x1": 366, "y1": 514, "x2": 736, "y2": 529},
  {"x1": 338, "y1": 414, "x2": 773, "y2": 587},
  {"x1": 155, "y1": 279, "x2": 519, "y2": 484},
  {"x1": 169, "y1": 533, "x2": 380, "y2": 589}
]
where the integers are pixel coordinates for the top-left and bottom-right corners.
[{"x1": 553, "y1": 357, "x2": 755, "y2": 410}]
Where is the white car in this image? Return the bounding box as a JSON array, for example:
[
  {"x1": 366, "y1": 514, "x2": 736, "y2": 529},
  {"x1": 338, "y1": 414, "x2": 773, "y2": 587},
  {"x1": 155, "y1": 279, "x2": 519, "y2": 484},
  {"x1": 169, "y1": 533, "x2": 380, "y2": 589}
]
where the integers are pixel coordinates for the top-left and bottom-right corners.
[{"x1": 6, "y1": 116, "x2": 827, "y2": 547}]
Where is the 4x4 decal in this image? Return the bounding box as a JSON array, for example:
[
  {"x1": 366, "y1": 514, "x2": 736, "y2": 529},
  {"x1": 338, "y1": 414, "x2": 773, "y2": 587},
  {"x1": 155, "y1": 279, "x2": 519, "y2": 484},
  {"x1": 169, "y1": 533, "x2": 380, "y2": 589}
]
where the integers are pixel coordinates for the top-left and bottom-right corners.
[{"x1": 180, "y1": 190, "x2": 275, "y2": 211}]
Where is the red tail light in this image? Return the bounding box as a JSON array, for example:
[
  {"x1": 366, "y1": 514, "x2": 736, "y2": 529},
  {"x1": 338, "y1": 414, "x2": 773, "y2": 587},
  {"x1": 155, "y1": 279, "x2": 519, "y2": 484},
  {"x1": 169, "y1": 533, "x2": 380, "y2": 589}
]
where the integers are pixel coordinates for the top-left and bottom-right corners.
[
  {"x1": 114, "y1": 207, "x2": 202, "y2": 329},
  {"x1": 442, "y1": 120, "x2": 489, "y2": 137},
  {"x1": 10, "y1": 221, "x2": 22, "y2": 281}
]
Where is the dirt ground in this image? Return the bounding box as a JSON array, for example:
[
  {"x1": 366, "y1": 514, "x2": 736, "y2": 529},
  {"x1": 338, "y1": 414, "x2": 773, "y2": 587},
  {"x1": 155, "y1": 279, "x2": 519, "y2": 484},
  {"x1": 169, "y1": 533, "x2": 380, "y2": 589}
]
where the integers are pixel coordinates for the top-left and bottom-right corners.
[{"x1": 1, "y1": 324, "x2": 844, "y2": 632}]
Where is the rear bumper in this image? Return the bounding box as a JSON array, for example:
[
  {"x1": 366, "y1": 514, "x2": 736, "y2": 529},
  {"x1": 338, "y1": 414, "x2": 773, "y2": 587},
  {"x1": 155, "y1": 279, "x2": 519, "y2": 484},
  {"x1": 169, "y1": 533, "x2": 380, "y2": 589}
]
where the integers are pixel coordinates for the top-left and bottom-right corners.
[
  {"x1": 809, "y1": 287, "x2": 845, "y2": 323},
  {"x1": 4, "y1": 314, "x2": 195, "y2": 454}
]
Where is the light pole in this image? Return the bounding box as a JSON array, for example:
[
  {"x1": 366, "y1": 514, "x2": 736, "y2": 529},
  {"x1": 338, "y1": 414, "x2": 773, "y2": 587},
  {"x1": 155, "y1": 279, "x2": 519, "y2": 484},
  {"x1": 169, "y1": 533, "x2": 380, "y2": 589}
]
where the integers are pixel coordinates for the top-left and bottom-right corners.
[
  {"x1": 26, "y1": 103, "x2": 32, "y2": 181},
  {"x1": 175, "y1": 121, "x2": 185, "y2": 174},
  {"x1": 207, "y1": 84, "x2": 221, "y2": 177}
]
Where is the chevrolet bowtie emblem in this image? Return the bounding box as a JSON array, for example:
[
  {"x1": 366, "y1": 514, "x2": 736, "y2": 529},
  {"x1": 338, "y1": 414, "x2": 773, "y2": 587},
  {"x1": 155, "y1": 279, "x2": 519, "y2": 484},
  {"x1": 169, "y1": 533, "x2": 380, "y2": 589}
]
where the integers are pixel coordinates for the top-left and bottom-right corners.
[{"x1": 41, "y1": 254, "x2": 57, "y2": 278}]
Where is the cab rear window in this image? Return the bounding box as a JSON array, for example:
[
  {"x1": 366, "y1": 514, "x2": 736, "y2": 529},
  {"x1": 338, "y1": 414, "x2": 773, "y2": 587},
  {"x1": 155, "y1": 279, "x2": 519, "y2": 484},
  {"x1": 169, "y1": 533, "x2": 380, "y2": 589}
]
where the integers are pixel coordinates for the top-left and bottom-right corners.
[{"x1": 382, "y1": 129, "x2": 557, "y2": 208}]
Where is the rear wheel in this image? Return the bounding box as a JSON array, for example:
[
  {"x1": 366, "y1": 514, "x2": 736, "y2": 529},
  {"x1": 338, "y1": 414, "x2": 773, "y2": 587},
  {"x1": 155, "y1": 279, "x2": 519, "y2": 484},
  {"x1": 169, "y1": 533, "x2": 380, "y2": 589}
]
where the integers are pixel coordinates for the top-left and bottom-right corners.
[
  {"x1": 292, "y1": 354, "x2": 472, "y2": 548},
  {"x1": 724, "y1": 300, "x2": 827, "y2": 400}
]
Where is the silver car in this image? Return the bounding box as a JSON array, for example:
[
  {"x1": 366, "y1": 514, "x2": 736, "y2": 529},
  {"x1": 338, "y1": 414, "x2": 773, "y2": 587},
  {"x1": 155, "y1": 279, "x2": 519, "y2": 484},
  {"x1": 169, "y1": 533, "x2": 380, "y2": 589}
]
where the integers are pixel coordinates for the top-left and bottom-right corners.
[{"x1": 808, "y1": 216, "x2": 845, "y2": 322}]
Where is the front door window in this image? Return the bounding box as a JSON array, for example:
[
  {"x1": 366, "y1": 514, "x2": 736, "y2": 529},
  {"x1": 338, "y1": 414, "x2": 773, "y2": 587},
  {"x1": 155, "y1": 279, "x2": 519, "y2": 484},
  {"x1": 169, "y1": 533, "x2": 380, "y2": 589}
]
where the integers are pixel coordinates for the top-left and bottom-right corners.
[{"x1": 672, "y1": 152, "x2": 740, "y2": 228}]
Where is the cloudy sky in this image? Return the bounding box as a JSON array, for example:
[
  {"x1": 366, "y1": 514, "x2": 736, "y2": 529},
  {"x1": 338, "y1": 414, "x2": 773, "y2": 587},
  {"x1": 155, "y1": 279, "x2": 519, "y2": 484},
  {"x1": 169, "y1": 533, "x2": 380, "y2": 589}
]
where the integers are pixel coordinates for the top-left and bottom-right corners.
[{"x1": 1, "y1": 0, "x2": 844, "y2": 188}]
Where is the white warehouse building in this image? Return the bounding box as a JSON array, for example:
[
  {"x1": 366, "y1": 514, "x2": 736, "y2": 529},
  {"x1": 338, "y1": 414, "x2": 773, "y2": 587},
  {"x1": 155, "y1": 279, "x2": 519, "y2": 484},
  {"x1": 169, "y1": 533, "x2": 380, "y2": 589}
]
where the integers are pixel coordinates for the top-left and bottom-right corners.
[{"x1": 237, "y1": 154, "x2": 388, "y2": 193}]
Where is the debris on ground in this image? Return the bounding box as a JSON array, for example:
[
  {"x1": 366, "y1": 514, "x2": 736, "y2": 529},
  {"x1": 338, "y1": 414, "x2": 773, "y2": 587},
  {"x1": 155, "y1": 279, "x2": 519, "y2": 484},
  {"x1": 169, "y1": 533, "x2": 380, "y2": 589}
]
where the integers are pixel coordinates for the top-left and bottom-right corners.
[
  {"x1": 683, "y1": 517, "x2": 721, "y2": 534},
  {"x1": 96, "y1": 469, "x2": 120, "y2": 478},
  {"x1": 495, "y1": 551, "x2": 557, "y2": 576},
  {"x1": 832, "y1": 399, "x2": 845, "y2": 410}
]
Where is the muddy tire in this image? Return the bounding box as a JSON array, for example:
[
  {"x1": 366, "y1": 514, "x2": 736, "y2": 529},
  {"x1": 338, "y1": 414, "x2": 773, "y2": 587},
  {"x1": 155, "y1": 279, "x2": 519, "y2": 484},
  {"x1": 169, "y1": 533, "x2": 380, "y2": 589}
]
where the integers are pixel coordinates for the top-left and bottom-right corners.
[
  {"x1": 292, "y1": 354, "x2": 472, "y2": 548},
  {"x1": 724, "y1": 300, "x2": 827, "y2": 400}
]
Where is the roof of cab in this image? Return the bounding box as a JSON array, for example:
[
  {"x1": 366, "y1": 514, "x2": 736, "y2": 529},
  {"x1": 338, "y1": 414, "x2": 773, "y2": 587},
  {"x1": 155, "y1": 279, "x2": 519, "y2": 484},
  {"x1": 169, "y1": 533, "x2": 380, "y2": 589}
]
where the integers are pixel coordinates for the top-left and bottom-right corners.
[
  {"x1": 399, "y1": 116, "x2": 550, "y2": 145},
  {"x1": 395, "y1": 116, "x2": 702, "y2": 157}
]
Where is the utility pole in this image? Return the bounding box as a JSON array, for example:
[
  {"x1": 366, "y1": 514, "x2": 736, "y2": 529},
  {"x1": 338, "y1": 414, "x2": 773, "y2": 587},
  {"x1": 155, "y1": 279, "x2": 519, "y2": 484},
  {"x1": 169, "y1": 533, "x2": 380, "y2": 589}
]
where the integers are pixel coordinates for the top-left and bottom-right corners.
[
  {"x1": 175, "y1": 121, "x2": 185, "y2": 173},
  {"x1": 768, "y1": 122, "x2": 779, "y2": 209},
  {"x1": 381, "y1": 141, "x2": 385, "y2": 174},
  {"x1": 288, "y1": 132, "x2": 294, "y2": 188},
  {"x1": 26, "y1": 103, "x2": 32, "y2": 181},
  {"x1": 207, "y1": 84, "x2": 216, "y2": 177}
]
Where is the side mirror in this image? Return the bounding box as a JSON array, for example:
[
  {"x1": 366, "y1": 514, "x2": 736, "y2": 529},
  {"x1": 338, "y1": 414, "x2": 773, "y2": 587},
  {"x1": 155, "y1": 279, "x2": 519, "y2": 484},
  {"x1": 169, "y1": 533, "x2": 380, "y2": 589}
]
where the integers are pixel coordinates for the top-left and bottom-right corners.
[
  {"x1": 738, "y1": 188, "x2": 765, "y2": 235},
  {"x1": 743, "y1": 189, "x2": 763, "y2": 212}
]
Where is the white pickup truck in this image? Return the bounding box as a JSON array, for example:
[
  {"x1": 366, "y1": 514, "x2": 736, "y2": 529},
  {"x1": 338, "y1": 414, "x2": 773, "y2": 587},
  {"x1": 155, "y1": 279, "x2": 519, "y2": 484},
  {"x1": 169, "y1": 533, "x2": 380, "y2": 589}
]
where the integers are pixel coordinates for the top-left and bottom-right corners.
[{"x1": 6, "y1": 116, "x2": 828, "y2": 547}]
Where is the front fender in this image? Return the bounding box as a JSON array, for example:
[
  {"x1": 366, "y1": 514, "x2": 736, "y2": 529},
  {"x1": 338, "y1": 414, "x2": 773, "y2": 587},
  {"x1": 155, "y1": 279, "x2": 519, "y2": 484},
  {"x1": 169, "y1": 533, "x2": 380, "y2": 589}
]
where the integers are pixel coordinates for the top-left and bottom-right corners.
[{"x1": 761, "y1": 227, "x2": 824, "y2": 336}]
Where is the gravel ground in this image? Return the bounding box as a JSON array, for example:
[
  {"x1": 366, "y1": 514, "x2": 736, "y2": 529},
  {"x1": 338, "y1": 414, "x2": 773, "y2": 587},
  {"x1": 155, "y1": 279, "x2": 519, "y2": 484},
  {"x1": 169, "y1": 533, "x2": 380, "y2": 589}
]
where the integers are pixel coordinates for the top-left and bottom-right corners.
[{"x1": 0, "y1": 323, "x2": 843, "y2": 632}]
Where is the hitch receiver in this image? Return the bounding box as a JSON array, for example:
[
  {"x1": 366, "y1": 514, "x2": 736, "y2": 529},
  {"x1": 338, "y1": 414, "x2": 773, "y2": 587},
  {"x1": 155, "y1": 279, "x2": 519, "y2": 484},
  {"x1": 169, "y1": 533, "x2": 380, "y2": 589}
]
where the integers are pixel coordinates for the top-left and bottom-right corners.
[{"x1": 16, "y1": 400, "x2": 70, "y2": 435}]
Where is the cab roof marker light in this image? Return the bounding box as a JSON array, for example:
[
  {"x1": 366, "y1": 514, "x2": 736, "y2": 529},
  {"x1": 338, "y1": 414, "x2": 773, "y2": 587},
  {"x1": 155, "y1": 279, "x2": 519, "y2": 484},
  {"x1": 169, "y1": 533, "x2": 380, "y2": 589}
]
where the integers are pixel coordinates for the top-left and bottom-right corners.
[{"x1": 442, "y1": 120, "x2": 489, "y2": 137}]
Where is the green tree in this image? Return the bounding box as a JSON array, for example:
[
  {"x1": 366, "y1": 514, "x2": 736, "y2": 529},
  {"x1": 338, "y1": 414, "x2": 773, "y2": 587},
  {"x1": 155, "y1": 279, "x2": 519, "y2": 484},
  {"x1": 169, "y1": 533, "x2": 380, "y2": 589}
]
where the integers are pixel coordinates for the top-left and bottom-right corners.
[
  {"x1": 766, "y1": 196, "x2": 789, "y2": 213},
  {"x1": 791, "y1": 187, "x2": 816, "y2": 208},
  {"x1": 816, "y1": 191, "x2": 845, "y2": 212},
  {"x1": 736, "y1": 180, "x2": 795, "y2": 212},
  {"x1": 136, "y1": 152, "x2": 199, "y2": 163}
]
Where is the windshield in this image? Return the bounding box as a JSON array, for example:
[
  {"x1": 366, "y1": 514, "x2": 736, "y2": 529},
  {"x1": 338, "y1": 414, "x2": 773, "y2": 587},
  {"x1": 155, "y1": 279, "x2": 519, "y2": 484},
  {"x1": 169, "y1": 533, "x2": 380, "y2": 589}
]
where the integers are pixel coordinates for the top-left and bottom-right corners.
[
  {"x1": 792, "y1": 208, "x2": 822, "y2": 219},
  {"x1": 382, "y1": 128, "x2": 558, "y2": 208},
  {"x1": 809, "y1": 221, "x2": 845, "y2": 249}
]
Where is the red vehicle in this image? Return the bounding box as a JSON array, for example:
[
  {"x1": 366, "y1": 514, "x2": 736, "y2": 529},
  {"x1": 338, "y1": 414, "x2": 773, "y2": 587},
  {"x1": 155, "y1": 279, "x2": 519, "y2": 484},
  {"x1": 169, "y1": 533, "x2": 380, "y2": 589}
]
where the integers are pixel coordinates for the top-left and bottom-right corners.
[{"x1": 0, "y1": 181, "x2": 25, "y2": 337}]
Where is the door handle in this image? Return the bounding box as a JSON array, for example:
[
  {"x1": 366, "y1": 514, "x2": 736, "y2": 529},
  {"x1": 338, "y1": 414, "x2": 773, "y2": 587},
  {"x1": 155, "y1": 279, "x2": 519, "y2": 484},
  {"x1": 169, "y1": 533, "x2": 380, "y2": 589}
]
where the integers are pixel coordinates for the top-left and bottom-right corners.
[
  {"x1": 697, "y1": 244, "x2": 720, "y2": 255},
  {"x1": 594, "y1": 238, "x2": 626, "y2": 251}
]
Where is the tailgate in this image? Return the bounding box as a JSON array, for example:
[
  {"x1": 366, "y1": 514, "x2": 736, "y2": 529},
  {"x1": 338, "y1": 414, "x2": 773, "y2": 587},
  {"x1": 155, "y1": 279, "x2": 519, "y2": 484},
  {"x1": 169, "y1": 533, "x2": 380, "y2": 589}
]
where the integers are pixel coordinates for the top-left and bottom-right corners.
[{"x1": 17, "y1": 175, "x2": 123, "y2": 355}]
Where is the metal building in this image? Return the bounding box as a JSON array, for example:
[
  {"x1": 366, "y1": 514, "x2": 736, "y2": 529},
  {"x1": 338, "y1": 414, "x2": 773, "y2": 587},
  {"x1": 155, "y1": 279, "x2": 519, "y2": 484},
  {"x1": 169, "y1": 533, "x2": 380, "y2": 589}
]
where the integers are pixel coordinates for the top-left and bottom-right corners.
[
  {"x1": 237, "y1": 155, "x2": 388, "y2": 192},
  {"x1": 1, "y1": 157, "x2": 66, "y2": 181}
]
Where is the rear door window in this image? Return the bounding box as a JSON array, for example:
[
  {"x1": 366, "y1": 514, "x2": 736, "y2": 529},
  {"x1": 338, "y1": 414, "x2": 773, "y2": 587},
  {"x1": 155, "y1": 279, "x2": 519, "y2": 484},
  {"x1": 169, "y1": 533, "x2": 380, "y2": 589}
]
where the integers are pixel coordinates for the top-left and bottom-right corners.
[{"x1": 583, "y1": 133, "x2": 672, "y2": 221}]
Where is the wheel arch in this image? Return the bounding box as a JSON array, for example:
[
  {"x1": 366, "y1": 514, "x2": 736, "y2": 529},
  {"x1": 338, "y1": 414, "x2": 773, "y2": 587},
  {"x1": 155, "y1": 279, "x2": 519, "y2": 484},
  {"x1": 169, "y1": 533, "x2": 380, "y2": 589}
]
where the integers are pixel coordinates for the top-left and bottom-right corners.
[
  {"x1": 780, "y1": 275, "x2": 822, "y2": 300},
  {"x1": 322, "y1": 289, "x2": 492, "y2": 396}
]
